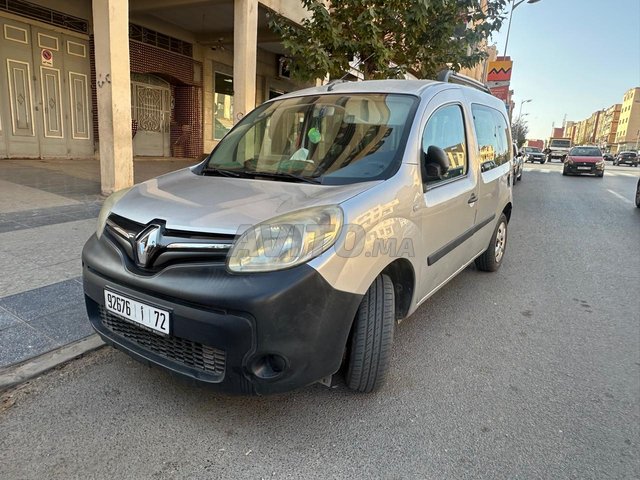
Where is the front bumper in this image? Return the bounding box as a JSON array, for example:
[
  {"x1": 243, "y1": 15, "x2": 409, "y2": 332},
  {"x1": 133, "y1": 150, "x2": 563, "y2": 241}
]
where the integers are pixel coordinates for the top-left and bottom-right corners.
[
  {"x1": 565, "y1": 162, "x2": 604, "y2": 174},
  {"x1": 82, "y1": 234, "x2": 362, "y2": 395}
]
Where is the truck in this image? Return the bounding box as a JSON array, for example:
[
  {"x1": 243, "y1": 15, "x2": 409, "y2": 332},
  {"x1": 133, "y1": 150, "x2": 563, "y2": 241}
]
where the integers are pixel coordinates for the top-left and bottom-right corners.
[{"x1": 544, "y1": 137, "x2": 572, "y2": 163}]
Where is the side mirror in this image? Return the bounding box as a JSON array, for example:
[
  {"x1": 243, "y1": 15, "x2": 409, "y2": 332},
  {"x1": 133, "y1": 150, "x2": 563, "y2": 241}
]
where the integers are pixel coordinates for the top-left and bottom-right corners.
[{"x1": 422, "y1": 145, "x2": 450, "y2": 182}]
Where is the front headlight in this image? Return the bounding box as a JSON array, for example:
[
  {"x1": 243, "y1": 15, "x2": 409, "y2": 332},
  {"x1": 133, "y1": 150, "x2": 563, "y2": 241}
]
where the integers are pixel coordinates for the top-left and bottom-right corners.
[
  {"x1": 227, "y1": 205, "x2": 343, "y2": 273},
  {"x1": 96, "y1": 188, "x2": 131, "y2": 239}
]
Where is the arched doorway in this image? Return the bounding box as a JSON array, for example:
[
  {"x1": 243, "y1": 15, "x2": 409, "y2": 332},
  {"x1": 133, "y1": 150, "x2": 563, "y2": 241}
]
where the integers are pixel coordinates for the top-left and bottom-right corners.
[{"x1": 131, "y1": 73, "x2": 171, "y2": 157}]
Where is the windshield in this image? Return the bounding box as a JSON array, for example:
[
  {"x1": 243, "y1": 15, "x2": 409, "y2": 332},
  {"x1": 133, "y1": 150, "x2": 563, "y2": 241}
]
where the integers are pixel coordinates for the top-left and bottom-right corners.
[
  {"x1": 620, "y1": 152, "x2": 637, "y2": 157},
  {"x1": 524, "y1": 147, "x2": 542, "y2": 153},
  {"x1": 569, "y1": 147, "x2": 602, "y2": 156},
  {"x1": 204, "y1": 93, "x2": 418, "y2": 185},
  {"x1": 550, "y1": 139, "x2": 571, "y2": 148}
]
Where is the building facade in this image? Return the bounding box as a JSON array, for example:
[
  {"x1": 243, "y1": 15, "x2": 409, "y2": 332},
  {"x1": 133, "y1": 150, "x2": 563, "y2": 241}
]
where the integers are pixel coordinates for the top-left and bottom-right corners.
[
  {"x1": 614, "y1": 87, "x2": 640, "y2": 152},
  {"x1": 563, "y1": 121, "x2": 576, "y2": 143},
  {"x1": 596, "y1": 104, "x2": 621, "y2": 151},
  {"x1": 0, "y1": 0, "x2": 309, "y2": 193}
]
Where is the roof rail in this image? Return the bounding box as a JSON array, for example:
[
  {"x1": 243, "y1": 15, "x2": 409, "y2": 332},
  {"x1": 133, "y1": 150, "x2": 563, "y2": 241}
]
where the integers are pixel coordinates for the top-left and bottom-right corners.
[{"x1": 436, "y1": 70, "x2": 492, "y2": 95}]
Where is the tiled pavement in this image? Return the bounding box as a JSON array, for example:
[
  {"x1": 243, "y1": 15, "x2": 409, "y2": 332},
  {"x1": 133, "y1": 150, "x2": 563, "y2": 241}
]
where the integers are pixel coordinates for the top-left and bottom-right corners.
[
  {"x1": 0, "y1": 279, "x2": 91, "y2": 366},
  {"x1": 0, "y1": 157, "x2": 196, "y2": 370}
]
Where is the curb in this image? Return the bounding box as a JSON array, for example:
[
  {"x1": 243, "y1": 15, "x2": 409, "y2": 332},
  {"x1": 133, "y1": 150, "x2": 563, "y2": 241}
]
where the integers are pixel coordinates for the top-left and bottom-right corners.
[{"x1": 0, "y1": 334, "x2": 105, "y2": 392}]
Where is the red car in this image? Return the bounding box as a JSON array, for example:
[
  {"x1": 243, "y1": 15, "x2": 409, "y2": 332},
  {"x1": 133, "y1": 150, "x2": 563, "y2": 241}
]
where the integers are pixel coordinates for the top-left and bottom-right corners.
[{"x1": 562, "y1": 146, "x2": 605, "y2": 177}]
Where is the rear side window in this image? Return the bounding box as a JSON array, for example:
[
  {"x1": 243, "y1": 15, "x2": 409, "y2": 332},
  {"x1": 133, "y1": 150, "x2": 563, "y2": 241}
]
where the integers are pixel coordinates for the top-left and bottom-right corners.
[
  {"x1": 471, "y1": 105, "x2": 510, "y2": 171},
  {"x1": 421, "y1": 104, "x2": 467, "y2": 184}
]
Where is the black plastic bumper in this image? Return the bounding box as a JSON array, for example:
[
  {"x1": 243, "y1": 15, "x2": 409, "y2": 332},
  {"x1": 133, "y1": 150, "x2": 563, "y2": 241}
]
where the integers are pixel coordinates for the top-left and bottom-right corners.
[
  {"x1": 82, "y1": 234, "x2": 362, "y2": 395},
  {"x1": 565, "y1": 164, "x2": 603, "y2": 174}
]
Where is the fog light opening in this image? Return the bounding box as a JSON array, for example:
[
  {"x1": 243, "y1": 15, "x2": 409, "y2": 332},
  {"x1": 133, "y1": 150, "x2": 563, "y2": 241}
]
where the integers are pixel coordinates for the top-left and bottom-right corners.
[{"x1": 251, "y1": 354, "x2": 287, "y2": 380}]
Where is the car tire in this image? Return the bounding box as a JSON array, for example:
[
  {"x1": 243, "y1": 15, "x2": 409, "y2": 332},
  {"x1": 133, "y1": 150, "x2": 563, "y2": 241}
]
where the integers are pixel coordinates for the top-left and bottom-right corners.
[
  {"x1": 597, "y1": 172, "x2": 604, "y2": 178},
  {"x1": 475, "y1": 214, "x2": 508, "y2": 273},
  {"x1": 345, "y1": 274, "x2": 395, "y2": 393},
  {"x1": 635, "y1": 180, "x2": 640, "y2": 208},
  {"x1": 562, "y1": 167, "x2": 568, "y2": 176}
]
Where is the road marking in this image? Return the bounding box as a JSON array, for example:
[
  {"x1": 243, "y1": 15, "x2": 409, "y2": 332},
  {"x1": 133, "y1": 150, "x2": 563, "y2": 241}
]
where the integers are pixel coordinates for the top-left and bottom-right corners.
[{"x1": 607, "y1": 189, "x2": 633, "y2": 204}]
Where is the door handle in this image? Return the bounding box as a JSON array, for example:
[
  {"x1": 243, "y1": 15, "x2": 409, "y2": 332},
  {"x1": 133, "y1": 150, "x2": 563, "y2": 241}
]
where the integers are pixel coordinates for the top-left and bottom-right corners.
[{"x1": 468, "y1": 193, "x2": 478, "y2": 205}]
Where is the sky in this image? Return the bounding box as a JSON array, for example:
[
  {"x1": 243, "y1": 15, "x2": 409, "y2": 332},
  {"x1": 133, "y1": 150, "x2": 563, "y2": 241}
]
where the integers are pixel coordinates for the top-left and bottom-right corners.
[{"x1": 490, "y1": 0, "x2": 640, "y2": 140}]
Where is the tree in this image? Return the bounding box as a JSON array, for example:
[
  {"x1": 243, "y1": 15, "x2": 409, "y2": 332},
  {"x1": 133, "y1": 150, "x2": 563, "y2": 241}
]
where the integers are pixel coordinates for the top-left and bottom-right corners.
[
  {"x1": 512, "y1": 116, "x2": 529, "y2": 148},
  {"x1": 269, "y1": 0, "x2": 507, "y2": 81}
]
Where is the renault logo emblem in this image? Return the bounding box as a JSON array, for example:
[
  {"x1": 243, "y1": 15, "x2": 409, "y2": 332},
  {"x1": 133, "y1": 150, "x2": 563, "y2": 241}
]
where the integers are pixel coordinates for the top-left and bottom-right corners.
[{"x1": 135, "y1": 225, "x2": 162, "y2": 267}]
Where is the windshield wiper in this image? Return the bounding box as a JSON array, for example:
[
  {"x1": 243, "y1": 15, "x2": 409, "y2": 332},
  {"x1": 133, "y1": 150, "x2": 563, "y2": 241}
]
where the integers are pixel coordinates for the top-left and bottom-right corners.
[
  {"x1": 252, "y1": 171, "x2": 322, "y2": 184},
  {"x1": 201, "y1": 167, "x2": 253, "y2": 178}
]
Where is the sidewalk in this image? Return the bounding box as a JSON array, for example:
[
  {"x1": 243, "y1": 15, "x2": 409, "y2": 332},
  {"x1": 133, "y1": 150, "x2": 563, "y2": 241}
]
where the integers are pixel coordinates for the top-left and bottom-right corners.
[{"x1": 0, "y1": 157, "x2": 196, "y2": 373}]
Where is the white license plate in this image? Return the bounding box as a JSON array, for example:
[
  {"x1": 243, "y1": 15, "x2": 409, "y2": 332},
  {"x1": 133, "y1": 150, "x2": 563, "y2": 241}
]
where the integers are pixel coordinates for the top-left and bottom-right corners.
[
  {"x1": 104, "y1": 290, "x2": 170, "y2": 335},
  {"x1": 577, "y1": 166, "x2": 591, "y2": 170}
]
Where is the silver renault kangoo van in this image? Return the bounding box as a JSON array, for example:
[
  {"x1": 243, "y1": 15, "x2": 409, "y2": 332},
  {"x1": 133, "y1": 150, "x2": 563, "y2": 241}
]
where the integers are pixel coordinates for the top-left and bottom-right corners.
[{"x1": 83, "y1": 73, "x2": 513, "y2": 395}]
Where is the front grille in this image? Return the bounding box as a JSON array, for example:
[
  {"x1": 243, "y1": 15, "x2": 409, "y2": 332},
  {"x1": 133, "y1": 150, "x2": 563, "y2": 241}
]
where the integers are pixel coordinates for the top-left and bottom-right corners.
[
  {"x1": 106, "y1": 214, "x2": 235, "y2": 271},
  {"x1": 99, "y1": 306, "x2": 226, "y2": 376}
]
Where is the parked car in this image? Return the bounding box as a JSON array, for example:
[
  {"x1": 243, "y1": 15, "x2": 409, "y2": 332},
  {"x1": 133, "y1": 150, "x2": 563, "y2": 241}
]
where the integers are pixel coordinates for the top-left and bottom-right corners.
[
  {"x1": 83, "y1": 77, "x2": 513, "y2": 395},
  {"x1": 614, "y1": 151, "x2": 639, "y2": 167},
  {"x1": 522, "y1": 146, "x2": 546, "y2": 163},
  {"x1": 512, "y1": 143, "x2": 523, "y2": 184},
  {"x1": 562, "y1": 146, "x2": 605, "y2": 177},
  {"x1": 603, "y1": 153, "x2": 615, "y2": 162}
]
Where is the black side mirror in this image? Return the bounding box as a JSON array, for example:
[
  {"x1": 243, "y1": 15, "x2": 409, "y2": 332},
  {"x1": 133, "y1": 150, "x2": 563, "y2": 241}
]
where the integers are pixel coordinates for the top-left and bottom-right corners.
[{"x1": 422, "y1": 145, "x2": 450, "y2": 183}]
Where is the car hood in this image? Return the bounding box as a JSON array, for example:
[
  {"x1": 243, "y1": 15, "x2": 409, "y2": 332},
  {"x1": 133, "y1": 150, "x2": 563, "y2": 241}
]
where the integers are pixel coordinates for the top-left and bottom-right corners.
[
  {"x1": 110, "y1": 168, "x2": 380, "y2": 234},
  {"x1": 569, "y1": 156, "x2": 601, "y2": 163}
]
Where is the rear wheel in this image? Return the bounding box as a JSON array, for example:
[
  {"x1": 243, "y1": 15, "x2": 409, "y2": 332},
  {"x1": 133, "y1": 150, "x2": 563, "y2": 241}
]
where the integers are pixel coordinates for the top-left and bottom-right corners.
[
  {"x1": 475, "y1": 214, "x2": 508, "y2": 272},
  {"x1": 345, "y1": 274, "x2": 395, "y2": 393}
]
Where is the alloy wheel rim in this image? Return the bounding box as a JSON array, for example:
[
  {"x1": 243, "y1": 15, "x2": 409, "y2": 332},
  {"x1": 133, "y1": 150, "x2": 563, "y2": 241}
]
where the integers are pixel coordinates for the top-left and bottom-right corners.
[{"x1": 495, "y1": 222, "x2": 506, "y2": 263}]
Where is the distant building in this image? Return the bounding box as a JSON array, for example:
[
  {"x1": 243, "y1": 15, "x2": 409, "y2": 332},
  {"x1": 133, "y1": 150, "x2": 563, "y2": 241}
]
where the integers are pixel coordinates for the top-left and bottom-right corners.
[
  {"x1": 575, "y1": 120, "x2": 589, "y2": 145},
  {"x1": 563, "y1": 121, "x2": 576, "y2": 142},
  {"x1": 596, "y1": 104, "x2": 621, "y2": 151},
  {"x1": 584, "y1": 110, "x2": 603, "y2": 145},
  {"x1": 614, "y1": 87, "x2": 640, "y2": 152},
  {"x1": 525, "y1": 139, "x2": 544, "y2": 150},
  {"x1": 551, "y1": 127, "x2": 564, "y2": 138}
]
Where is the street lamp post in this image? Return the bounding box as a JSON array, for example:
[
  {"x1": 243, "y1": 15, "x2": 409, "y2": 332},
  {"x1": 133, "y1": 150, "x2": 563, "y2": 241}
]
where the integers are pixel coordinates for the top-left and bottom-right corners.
[
  {"x1": 518, "y1": 99, "x2": 532, "y2": 119},
  {"x1": 503, "y1": 0, "x2": 542, "y2": 57}
]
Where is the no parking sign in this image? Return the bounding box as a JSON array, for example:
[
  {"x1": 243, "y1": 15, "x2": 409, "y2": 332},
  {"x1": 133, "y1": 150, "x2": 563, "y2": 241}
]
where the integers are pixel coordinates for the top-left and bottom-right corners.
[{"x1": 41, "y1": 49, "x2": 53, "y2": 67}]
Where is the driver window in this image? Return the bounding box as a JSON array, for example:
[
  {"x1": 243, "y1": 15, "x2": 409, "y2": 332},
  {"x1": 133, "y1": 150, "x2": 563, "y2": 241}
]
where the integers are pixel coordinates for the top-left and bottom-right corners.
[{"x1": 422, "y1": 104, "x2": 467, "y2": 185}]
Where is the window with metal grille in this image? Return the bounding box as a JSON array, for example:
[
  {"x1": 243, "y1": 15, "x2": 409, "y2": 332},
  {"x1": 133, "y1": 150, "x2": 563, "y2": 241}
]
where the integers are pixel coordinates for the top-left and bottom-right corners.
[
  {"x1": 129, "y1": 23, "x2": 193, "y2": 57},
  {"x1": 0, "y1": 0, "x2": 88, "y2": 34}
]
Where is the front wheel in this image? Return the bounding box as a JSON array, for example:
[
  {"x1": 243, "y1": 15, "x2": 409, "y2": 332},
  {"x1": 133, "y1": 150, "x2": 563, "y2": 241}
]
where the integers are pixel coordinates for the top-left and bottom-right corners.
[
  {"x1": 475, "y1": 214, "x2": 508, "y2": 272},
  {"x1": 345, "y1": 274, "x2": 395, "y2": 393}
]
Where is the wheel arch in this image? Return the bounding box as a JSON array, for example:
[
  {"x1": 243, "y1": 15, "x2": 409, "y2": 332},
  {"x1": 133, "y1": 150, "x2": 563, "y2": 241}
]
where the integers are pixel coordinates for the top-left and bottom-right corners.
[
  {"x1": 380, "y1": 258, "x2": 415, "y2": 321},
  {"x1": 502, "y1": 202, "x2": 513, "y2": 223}
]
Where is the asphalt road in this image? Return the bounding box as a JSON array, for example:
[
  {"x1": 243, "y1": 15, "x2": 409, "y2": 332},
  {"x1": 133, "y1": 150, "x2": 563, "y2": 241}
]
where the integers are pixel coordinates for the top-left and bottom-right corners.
[{"x1": 1, "y1": 162, "x2": 639, "y2": 480}]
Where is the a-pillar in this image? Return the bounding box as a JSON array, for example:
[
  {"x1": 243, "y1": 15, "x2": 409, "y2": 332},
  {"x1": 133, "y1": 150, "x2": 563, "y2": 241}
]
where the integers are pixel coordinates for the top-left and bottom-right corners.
[
  {"x1": 233, "y1": 0, "x2": 258, "y2": 123},
  {"x1": 92, "y1": 0, "x2": 134, "y2": 195}
]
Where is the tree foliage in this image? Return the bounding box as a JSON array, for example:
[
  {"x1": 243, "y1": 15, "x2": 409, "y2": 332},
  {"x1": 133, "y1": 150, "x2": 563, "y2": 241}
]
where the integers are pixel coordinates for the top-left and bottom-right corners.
[
  {"x1": 269, "y1": 0, "x2": 507, "y2": 81},
  {"x1": 512, "y1": 116, "x2": 529, "y2": 148}
]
